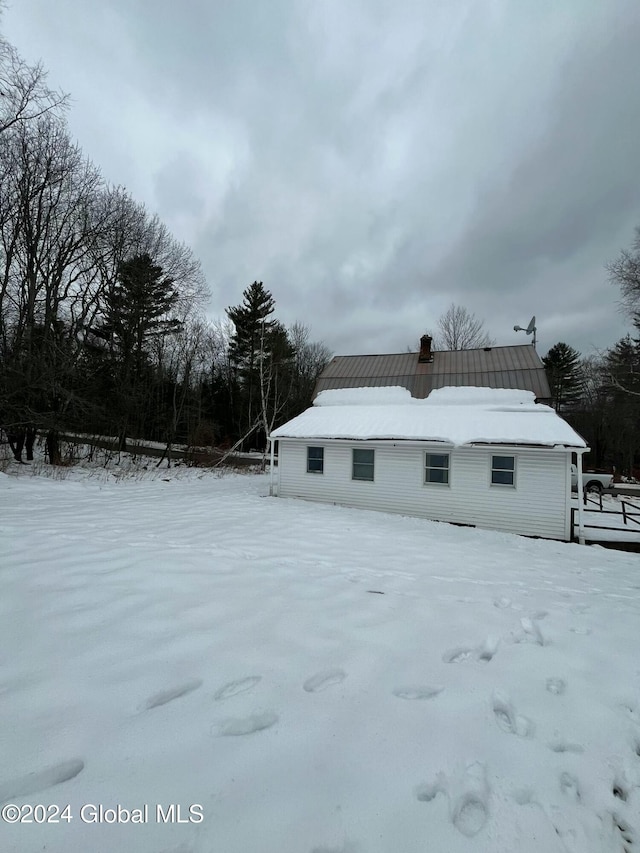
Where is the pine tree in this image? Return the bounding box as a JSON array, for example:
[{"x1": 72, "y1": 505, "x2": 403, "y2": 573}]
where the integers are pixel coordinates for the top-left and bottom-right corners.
[
  {"x1": 542, "y1": 342, "x2": 584, "y2": 412},
  {"x1": 104, "y1": 254, "x2": 181, "y2": 377},
  {"x1": 226, "y1": 282, "x2": 293, "y2": 444},
  {"x1": 96, "y1": 253, "x2": 182, "y2": 448}
]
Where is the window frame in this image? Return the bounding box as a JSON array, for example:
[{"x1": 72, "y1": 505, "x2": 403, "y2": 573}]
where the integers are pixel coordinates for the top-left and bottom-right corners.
[
  {"x1": 352, "y1": 447, "x2": 375, "y2": 482},
  {"x1": 491, "y1": 454, "x2": 516, "y2": 487},
  {"x1": 306, "y1": 446, "x2": 324, "y2": 474},
  {"x1": 424, "y1": 452, "x2": 450, "y2": 486}
]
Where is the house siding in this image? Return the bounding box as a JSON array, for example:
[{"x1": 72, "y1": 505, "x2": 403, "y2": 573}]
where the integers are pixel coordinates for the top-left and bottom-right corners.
[{"x1": 276, "y1": 440, "x2": 570, "y2": 540}]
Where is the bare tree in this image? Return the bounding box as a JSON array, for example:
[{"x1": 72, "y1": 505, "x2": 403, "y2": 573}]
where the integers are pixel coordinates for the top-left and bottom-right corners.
[
  {"x1": 0, "y1": 6, "x2": 68, "y2": 133},
  {"x1": 434, "y1": 303, "x2": 495, "y2": 350},
  {"x1": 607, "y1": 226, "x2": 640, "y2": 325},
  {"x1": 0, "y1": 26, "x2": 211, "y2": 463},
  {"x1": 258, "y1": 319, "x2": 293, "y2": 470},
  {"x1": 288, "y1": 321, "x2": 332, "y2": 412},
  {"x1": 0, "y1": 115, "x2": 108, "y2": 461},
  {"x1": 154, "y1": 316, "x2": 208, "y2": 466},
  {"x1": 87, "y1": 187, "x2": 208, "y2": 324}
]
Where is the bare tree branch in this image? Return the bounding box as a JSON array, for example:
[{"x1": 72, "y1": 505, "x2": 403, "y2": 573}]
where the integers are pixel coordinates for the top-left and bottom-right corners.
[
  {"x1": 0, "y1": 8, "x2": 69, "y2": 133},
  {"x1": 434, "y1": 303, "x2": 495, "y2": 350},
  {"x1": 607, "y1": 226, "x2": 640, "y2": 324}
]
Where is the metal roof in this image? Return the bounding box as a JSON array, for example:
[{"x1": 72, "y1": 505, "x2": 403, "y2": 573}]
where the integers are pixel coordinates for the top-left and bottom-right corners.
[{"x1": 313, "y1": 345, "x2": 551, "y2": 401}]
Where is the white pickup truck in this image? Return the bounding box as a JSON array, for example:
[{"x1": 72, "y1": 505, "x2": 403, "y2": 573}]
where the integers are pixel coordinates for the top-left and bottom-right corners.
[{"x1": 571, "y1": 464, "x2": 614, "y2": 494}]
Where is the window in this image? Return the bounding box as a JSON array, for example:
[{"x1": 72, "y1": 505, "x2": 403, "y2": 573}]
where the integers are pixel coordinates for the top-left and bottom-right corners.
[
  {"x1": 307, "y1": 446, "x2": 324, "y2": 474},
  {"x1": 491, "y1": 455, "x2": 515, "y2": 486},
  {"x1": 352, "y1": 448, "x2": 374, "y2": 481},
  {"x1": 425, "y1": 452, "x2": 449, "y2": 485}
]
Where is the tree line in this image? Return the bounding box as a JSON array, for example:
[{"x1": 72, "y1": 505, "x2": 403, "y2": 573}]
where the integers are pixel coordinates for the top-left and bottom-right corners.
[
  {"x1": 542, "y1": 233, "x2": 640, "y2": 476},
  {"x1": 0, "y1": 22, "x2": 331, "y2": 464}
]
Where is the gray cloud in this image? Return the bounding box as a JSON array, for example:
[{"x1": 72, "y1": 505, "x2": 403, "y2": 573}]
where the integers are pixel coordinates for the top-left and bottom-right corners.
[{"x1": 3, "y1": 0, "x2": 639, "y2": 359}]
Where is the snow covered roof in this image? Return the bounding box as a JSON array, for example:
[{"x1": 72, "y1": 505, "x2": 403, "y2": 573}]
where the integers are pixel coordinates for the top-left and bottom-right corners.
[{"x1": 271, "y1": 386, "x2": 587, "y2": 448}]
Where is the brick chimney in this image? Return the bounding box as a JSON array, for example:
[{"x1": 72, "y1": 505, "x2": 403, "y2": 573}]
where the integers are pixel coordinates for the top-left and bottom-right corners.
[{"x1": 418, "y1": 334, "x2": 433, "y2": 363}]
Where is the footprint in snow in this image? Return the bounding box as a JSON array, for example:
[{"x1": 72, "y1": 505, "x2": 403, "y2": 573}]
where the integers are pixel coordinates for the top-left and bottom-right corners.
[
  {"x1": 415, "y1": 775, "x2": 447, "y2": 803},
  {"x1": 214, "y1": 711, "x2": 279, "y2": 736},
  {"x1": 443, "y1": 647, "x2": 474, "y2": 663},
  {"x1": 450, "y1": 763, "x2": 490, "y2": 838},
  {"x1": 143, "y1": 678, "x2": 202, "y2": 710},
  {"x1": 417, "y1": 764, "x2": 490, "y2": 838},
  {"x1": 443, "y1": 637, "x2": 499, "y2": 664},
  {"x1": 559, "y1": 771, "x2": 581, "y2": 802},
  {"x1": 514, "y1": 617, "x2": 545, "y2": 646},
  {"x1": 492, "y1": 690, "x2": 535, "y2": 737},
  {"x1": 546, "y1": 677, "x2": 566, "y2": 695},
  {"x1": 214, "y1": 676, "x2": 261, "y2": 701},
  {"x1": 393, "y1": 686, "x2": 443, "y2": 700},
  {"x1": 0, "y1": 759, "x2": 84, "y2": 804},
  {"x1": 303, "y1": 669, "x2": 346, "y2": 693}
]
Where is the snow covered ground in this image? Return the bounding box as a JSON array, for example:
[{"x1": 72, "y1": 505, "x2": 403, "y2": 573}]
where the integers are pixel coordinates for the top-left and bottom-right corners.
[{"x1": 1, "y1": 467, "x2": 639, "y2": 853}]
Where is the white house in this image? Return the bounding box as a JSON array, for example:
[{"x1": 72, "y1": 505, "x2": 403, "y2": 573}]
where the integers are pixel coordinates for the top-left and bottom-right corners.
[{"x1": 269, "y1": 386, "x2": 588, "y2": 542}]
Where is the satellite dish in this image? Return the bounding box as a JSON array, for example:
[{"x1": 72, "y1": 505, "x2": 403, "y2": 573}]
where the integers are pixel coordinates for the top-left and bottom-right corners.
[{"x1": 513, "y1": 315, "x2": 537, "y2": 349}]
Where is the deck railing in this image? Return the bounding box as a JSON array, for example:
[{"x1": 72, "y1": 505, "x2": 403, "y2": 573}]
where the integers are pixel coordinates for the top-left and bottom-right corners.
[{"x1": 571, "y1": 496, "x2": 640, "y2": 543}]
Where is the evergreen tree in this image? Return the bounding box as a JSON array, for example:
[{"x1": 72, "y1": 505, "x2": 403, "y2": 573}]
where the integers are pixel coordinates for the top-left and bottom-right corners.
[
  {"x1": 103, "y1": 254, "x2": 181, "y2": 376},
  {"x1": 226, "y1": 282, "x2": 294, "y2": 444},
  {"x1": 227, "y1": 280, "x2": 275, "y2": 366},
  {"x1": 542, "y1": 342, "x2": 584, "y2": 412},
  {"x1": 95, "y1": 253, "x2": 182, "y2": 447}
]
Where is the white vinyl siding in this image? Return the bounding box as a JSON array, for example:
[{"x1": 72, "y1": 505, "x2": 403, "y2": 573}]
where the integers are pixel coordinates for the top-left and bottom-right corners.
[{"x1": 276, "y1": 440, "x2": 571, "y2": 540}]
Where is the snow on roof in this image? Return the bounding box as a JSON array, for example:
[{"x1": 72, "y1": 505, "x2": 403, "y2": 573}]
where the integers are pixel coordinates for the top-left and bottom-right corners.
[
  {"x1": 422, "y1": 386, "x2": 537, "y2": 407},
  {"x1": 271, "y1": 386, "x2": 587, "y2": 448},
  {"x1": 314, "y1": 386, "x2": 413, "y2": 406}
]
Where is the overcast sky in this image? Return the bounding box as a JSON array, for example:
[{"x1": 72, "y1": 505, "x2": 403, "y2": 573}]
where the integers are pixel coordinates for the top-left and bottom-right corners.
[{"x1": 4, "y1": 0, "x2": 640, "y2": 357}]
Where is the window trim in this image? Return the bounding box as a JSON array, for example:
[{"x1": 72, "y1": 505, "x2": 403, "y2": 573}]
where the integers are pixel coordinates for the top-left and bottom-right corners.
[
  {"x1": 491, "y1": 454, "x2": 516, "y2": 487},
  {"x1": 306, "y1": 446, "x2": 324, "y2": 474},
  {"x1": 352, "y1": 447, "x2": 375, "y2": 482},
  {"x1": 424, "y1": 451, "x2": 450, "y2": 486}
]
